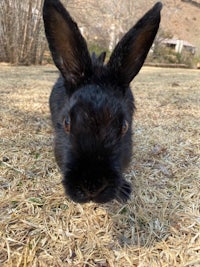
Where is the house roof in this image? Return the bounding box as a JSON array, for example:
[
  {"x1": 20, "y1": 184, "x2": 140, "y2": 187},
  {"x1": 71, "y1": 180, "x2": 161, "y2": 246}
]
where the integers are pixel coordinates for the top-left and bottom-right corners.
[{"x1": 161, "y1": 39, "x2": 196, "y2": 48}]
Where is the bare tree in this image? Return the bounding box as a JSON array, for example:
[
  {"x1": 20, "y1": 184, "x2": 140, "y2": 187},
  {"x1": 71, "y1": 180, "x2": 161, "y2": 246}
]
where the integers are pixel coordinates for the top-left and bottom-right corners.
[
  {"x1": 0, "y1": 0, "x2": 159, "y2": 64},
  {"x1": 0, "y1": 0, "x2": 46, "y2": 64},
  {"x1": 62, "y1": 0, "x2": 137, "y2": 52}
]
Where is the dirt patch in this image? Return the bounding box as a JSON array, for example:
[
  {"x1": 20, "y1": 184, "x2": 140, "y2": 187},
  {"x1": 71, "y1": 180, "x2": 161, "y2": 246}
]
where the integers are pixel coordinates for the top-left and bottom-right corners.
[{"x1": 0, "y1": 65, "x2": 200, "y2": 266}]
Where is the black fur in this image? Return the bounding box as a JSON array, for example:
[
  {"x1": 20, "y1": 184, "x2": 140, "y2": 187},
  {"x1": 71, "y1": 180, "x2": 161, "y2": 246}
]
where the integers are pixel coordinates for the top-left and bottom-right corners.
[{"x1": 43, "y1": 0, "x2": 162, "y2": 203}]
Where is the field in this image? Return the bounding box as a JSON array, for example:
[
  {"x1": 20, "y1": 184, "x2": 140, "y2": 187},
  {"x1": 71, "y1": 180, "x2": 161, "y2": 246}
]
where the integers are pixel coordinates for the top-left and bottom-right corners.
[{"x1": 0, "y1": 65, "x2": 200, "y2": 267}]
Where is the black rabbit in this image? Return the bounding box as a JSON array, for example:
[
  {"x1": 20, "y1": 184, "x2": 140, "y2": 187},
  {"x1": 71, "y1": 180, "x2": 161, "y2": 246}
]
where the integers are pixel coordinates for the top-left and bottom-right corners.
[{"x1": 43, "y1": 0, "x2": 162, "y2": 203}]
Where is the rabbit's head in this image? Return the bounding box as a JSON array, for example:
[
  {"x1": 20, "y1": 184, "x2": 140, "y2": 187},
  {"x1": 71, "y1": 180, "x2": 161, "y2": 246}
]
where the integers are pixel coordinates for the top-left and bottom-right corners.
[
  {"x1": 60, "y1": 84, "x2": 133, "y2": 203},
  {"x1": 43, "y1": 0, "x2": 162, "y2": 203}
]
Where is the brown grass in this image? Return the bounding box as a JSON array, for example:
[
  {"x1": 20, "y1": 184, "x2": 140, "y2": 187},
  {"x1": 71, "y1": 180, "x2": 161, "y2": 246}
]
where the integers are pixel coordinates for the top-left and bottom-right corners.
[{"x1": 0, "y1": 65, "x2": 200, "y2": 267}]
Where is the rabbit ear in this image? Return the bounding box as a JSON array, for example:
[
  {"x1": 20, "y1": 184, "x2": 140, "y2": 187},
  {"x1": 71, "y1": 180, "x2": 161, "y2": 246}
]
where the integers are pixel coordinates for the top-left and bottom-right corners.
[
  {"x1": 91, "y1": 51, "x2": 106, "y2": 66},
  {"x1": 43, "y1": 0, "x2": 92, "y2": 89},
  {"x1": 97, "y1": 52, "x2": 106, "y2": 65},
  {"x1": 107, "y1": 2, "x2": 162, "y2": 87}
]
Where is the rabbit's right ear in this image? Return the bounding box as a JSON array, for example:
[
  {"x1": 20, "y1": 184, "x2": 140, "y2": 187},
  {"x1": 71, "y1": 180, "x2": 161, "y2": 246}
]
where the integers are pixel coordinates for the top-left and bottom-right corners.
[
  {"x1": 107, "y1": 2, "x2": 162, "y2": 88},
  {"x1": 43, "y1": 0, "x2": 92, "y2": 90}
]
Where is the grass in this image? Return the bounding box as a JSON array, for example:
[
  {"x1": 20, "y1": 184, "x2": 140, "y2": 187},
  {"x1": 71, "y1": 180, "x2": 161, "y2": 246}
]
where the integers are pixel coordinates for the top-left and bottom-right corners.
[{"x1": 0, "y1": 64, "x2": 200, "y2": 267}]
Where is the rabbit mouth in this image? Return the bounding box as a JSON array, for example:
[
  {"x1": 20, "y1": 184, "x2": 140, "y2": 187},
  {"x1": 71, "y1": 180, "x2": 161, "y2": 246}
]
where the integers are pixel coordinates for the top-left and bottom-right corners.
[
  {"x1": 63, "y1": 182, "x2": 118, "y2": 204},
  {"x1": 67, "y1": 186, "x2": 118, "y2": 204},
  {"x1": 63, "y1": 175, "x2": 132, "y2": 204}
]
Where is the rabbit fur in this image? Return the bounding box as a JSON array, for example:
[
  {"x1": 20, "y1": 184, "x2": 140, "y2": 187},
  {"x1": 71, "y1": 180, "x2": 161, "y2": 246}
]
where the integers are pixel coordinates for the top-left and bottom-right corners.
[{"x1": 43, "y1": 0, "x2": 162, "y2": 203}]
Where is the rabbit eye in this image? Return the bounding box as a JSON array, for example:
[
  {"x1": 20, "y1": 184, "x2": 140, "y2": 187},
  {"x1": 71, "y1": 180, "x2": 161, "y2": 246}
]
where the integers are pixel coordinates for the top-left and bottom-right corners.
[
  {"x1": 122, "y1": 120, "x2": 129, "y2": 135},
  {"x1": 63, "y1": 117, "x2": 71, "y2": 133}
]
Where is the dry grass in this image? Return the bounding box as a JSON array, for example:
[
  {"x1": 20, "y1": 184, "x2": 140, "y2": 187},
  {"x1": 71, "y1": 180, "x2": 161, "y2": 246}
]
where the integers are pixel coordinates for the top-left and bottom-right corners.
[{"x1": 0, "y1": 64, "x2": 200, "y2": 267}]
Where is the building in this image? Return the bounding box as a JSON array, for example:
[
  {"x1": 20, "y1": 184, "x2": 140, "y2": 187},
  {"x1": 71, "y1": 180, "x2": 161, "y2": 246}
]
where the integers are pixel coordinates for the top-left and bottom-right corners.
[{"x1": 161, "y1": 39, "x2": 196, "y2": 54}]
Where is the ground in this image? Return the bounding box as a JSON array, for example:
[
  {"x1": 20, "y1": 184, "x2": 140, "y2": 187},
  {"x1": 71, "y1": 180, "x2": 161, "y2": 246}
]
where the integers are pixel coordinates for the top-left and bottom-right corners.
[{"x1": 0, "y1": 65, "x2": 199, "y2": 267}]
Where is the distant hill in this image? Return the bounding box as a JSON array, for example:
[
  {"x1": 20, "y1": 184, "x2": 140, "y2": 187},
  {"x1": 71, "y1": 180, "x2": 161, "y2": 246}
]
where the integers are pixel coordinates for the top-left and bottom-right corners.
[
  {"x1": 66, "y1": 0, "x2": 200, "y2": 55},
  {"x1": 132, "y1": 0, "x2": 200, "y2": 53},
  {"x1": 132, "y1": 0, "x2": 200, "y2": 54},
  {"x1": 160, "y1": 0, "x2": 200, "y2": 53}
]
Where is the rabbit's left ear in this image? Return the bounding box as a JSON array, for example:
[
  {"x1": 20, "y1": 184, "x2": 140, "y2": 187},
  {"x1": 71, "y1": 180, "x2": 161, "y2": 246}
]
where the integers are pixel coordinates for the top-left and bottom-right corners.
[
  {"x1": 107, "y1": 2, "x2": 162, "y2": 87},
  {"x1": 43, "y1": 0, "x2": 92, "y2": 90}
]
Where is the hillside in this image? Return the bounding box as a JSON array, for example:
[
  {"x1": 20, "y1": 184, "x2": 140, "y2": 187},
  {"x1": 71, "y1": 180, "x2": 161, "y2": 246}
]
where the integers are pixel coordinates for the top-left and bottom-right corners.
[
  {"x1": 160, "y1": 0, "x2": 200, "y2": 51},
  {"x1": 66, "y1": 0, "x2": 200, "y2": 55}
]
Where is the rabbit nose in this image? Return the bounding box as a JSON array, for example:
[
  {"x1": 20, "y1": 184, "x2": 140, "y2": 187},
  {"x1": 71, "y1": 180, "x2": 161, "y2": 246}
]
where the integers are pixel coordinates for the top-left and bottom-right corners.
[{"x1": 83, "y1": 184, "x2": 107, "y2": 199}]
